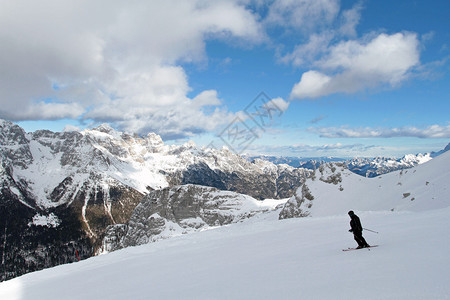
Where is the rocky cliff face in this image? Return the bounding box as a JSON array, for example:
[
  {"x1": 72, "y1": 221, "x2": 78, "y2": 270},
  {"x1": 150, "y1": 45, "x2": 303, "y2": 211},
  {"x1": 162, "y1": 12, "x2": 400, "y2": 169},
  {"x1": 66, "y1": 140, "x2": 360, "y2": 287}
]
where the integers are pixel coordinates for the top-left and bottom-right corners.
[
  {"x1": 279, "y1": 163, "x2": 344, "y2": 219},
  {"x1": 103, "y1": 184, "x2": 286, "y2": 252},
  {"x1": 170, "y1": 159, "x2": 307, "y2": 200},
  {"x1": 0, "y1": 119, "x2": 308, "y2": 281}
]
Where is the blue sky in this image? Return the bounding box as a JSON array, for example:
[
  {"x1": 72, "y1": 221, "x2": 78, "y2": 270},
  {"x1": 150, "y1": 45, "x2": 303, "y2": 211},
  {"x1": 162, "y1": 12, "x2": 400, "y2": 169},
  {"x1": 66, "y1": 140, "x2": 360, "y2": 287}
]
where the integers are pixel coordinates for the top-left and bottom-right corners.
[{"x1": 1, "y1": 0, "x2": 449, "y2": 157}]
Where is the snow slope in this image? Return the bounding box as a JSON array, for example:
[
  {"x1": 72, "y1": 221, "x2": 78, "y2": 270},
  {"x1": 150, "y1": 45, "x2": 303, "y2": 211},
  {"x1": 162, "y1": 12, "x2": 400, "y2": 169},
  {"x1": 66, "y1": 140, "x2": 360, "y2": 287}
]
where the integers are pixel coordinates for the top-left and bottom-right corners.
[
  {"x1": 1, "y1": 207, "x2": 450, "y2": 300},
  {"x1": 281, "y1": 150, "x2": 450, "y2": 218}
]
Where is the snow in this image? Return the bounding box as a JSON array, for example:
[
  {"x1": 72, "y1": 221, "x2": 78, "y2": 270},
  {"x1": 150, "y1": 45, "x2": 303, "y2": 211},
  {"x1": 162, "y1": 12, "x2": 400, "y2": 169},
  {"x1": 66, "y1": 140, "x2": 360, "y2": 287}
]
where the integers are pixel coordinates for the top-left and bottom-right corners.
[
  {"x1": 28, "y1": 213, "x2": 61, "y2": 228},
  {"x1": 1, "y1": 207, "x2": 450, "y2": 299},
  {"x1": 290, "y1": 151, "x2": 450, "y2": 217},
  {"x1": 201, "y1": 189, "x2": 286, "y2": 216},
  {"x1": 401, "y1": 153, "x2": 432, "y2": 165}
]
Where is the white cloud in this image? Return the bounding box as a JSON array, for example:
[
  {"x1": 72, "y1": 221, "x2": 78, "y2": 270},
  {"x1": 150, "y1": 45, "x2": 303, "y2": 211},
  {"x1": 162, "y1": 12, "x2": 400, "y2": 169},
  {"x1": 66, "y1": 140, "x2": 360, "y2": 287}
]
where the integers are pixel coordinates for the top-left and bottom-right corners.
[
  {"x1": 280, "y1": 32, "x2": 334, "y2": 67},
  {"x1": 63, "y1": 124, "x2": 81, "y2": 132},
  {"x1": 265, "y1": 97, "x2": 290, "y2": 112},
  {"x1": 82, "y1": 66, "x2": 235, "y2": 139},
  {"x1": 338, "y1": 2, "x2": 363, "y2": 37},
  {"x1": 278, "y1": 1, "x2": 362, "y2": 67},
  {"x1": 309, "y1": 124, "x2": 450, "y2": 139},
  {"x1": 0, "y1": 101, "x2": 85, "y2": 121},
  {"x1": 192, "y1": 90, "x2": 222, "y2": 107},
  {"x1": 265, "y1": 0, "x2": 339, "y2": 31},
  {"x1": 290, "y1": 32, "x2": 421, "y2": 99},
  {"x1": 290, "y1": 70, "x2": 331, "y2": 99},
  {"x1": 0, "y1": 0, "x2": 263, "y2": 139}
]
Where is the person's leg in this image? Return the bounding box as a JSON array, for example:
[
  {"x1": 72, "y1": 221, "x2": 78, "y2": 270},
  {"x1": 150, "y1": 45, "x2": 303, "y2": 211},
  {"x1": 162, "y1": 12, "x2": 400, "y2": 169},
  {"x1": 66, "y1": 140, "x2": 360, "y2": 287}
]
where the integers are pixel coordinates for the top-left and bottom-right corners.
[
  {"x1": 360, "y1": 235, "x2": 370, "y2": 247},
  {"x1": 353, "y1": 233, "x2": 365, "y2": 248},
  {"x1": 354, "y1": 231, "x2": 370, "y2": 247}
]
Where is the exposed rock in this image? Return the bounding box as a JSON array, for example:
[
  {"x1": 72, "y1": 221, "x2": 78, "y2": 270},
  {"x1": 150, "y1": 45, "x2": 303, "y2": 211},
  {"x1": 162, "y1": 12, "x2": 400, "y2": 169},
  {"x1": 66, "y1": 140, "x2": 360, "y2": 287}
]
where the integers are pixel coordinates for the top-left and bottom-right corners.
[
  {"x1": 103, "y1": 184, "x2": 285, "y2": 252},
  {"x1": 279, "y1": 184, "x2": 314, "y2": 219}
]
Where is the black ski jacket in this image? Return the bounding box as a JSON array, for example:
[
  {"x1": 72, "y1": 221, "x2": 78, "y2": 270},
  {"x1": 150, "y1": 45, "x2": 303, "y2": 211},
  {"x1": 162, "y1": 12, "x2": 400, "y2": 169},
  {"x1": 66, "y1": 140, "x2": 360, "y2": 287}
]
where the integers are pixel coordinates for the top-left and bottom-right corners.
[{"x1": 350, "y1": 214, "x2": 363, "y2": 233}]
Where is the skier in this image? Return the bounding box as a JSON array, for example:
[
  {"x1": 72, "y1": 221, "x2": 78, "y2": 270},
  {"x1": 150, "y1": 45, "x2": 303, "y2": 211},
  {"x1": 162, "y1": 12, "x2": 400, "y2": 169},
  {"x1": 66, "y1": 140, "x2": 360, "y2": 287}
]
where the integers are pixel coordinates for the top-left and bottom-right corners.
[{"x1": 348, "y1": 210, "x2": 370, "y2": 249}]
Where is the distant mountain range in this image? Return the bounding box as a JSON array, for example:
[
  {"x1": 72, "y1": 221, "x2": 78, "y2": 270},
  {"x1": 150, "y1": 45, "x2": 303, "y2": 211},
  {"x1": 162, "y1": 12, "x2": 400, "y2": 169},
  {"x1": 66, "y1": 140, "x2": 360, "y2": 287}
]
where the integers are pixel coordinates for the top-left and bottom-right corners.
[{"x1": 246, "y1": 142, "x2": 449, "y2": 177}]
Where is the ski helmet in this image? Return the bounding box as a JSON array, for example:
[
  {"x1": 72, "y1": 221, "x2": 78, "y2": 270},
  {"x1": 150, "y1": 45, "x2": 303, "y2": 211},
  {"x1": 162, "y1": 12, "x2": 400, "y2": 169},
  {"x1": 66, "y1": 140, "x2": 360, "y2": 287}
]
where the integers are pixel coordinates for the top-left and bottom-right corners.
[{"x1": 348, "y1": 210, "x2": 354, "y2": 216}]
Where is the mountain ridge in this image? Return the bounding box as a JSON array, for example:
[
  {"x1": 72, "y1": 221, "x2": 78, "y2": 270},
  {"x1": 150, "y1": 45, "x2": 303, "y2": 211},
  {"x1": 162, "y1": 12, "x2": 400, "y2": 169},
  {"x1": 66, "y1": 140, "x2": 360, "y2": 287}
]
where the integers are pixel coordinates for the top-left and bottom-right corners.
[
  {"x1": 280, "y1": 150, "x2": 450, "y2": 218},
  {"x1": 246, "y1": 142, "x2": 449, "y2": 177},
  {"x1": 0, "y1": 119, "x2": 308, "y2": 281}
]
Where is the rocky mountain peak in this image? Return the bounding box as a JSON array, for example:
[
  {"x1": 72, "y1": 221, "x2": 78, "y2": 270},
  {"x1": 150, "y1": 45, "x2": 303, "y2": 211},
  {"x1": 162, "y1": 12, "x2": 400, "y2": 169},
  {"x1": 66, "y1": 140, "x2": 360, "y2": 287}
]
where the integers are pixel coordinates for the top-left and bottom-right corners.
[
  {"x1": 0, "y1": 119, "x2": 29, "y2": 145},
  {"x1": 145, "y1": 132, "x2": 164, "y2": 146},
  {"x1": 0, "y1": 119, "x2": 32, "y2": 168},
  {"x1": 92, "y1": 123, "x2": 116, "y2": 134}
]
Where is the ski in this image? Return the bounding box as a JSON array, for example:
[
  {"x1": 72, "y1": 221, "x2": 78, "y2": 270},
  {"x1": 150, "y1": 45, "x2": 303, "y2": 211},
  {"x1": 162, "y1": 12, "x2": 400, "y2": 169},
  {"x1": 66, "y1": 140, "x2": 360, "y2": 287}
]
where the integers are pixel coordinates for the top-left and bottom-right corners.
[{"x1": 342, "y1": 245, "x2": 378, "y2": 251}]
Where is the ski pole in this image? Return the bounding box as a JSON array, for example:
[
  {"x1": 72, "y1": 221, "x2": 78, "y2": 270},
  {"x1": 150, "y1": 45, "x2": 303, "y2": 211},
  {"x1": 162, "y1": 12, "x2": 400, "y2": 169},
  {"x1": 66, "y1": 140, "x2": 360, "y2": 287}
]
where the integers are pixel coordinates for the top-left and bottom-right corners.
[{"x1": 363, "y1": 228, "x2": 378, "y2": 234}]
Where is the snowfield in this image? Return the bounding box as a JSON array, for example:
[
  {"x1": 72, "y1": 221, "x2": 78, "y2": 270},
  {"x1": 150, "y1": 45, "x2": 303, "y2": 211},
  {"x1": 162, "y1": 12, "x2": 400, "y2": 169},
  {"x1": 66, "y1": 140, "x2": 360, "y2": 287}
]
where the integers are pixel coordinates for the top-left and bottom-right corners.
[
  {"x1": 1, "y1": 206, "x2": 449, "y2": 299},
  {"x1": 1, "y1": 121, "x2": 449, "y2": 299},
  {"x1": 283, "y1": 151, "x2": 450, "y2": 218}
]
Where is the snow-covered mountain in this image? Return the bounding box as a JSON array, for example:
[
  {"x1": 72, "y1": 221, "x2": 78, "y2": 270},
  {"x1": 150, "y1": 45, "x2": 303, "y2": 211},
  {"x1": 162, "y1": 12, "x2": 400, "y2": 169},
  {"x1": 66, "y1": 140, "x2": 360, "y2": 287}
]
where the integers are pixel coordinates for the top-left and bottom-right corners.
[
  {"x1": 343, "y1": 153, "x2": 433, "y2": 177},
  {"x1": 0, "y1": 119, "x2": 309, "y2": 281},
  {"x1": 1, "y1": 120, "x2": 308, "y2": 205},
  {"x1": 245, "y1": 154, "x2": 346, "y2": 168},
  {"x1": 247, "y1": 143, "x2": 450, "y2": 177},
  {"x1": 280, "y1": 150, "x2": 450, "y2": 218}
]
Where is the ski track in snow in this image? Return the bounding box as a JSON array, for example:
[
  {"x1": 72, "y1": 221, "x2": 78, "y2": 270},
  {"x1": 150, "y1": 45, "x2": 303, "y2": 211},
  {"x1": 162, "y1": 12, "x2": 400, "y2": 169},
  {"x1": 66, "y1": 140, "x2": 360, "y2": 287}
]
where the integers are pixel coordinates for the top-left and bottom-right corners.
[{"x1": 1, "y1": 207, "x2": 450, "y2": 300}]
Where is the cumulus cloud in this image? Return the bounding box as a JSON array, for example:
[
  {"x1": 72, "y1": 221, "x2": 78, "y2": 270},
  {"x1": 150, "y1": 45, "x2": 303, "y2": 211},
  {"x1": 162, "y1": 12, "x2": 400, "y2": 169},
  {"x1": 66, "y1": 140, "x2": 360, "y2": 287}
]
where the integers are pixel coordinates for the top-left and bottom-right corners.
[
  {"x1": 290, "y1": 32, "x2": 421, "y2": 99},
  {"x1": 273, "y1": 1, "x2": 422, "y2": 100},
  {"x1": 0, "y1": 0, "x2": 263, "y2": 138},
  {"x1": 290, "y1": 70, "x2": 332, "y2": 99},
  {"x1": 309, "y1": 124, "x2": 450, "y2": 139}
]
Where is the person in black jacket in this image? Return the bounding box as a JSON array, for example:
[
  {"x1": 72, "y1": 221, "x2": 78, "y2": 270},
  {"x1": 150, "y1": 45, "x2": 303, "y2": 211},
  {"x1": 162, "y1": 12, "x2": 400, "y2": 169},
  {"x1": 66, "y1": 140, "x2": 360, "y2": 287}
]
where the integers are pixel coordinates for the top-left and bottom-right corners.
[{"x1": 348, "y1": 210, "x2": 370, "y2": 248}]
